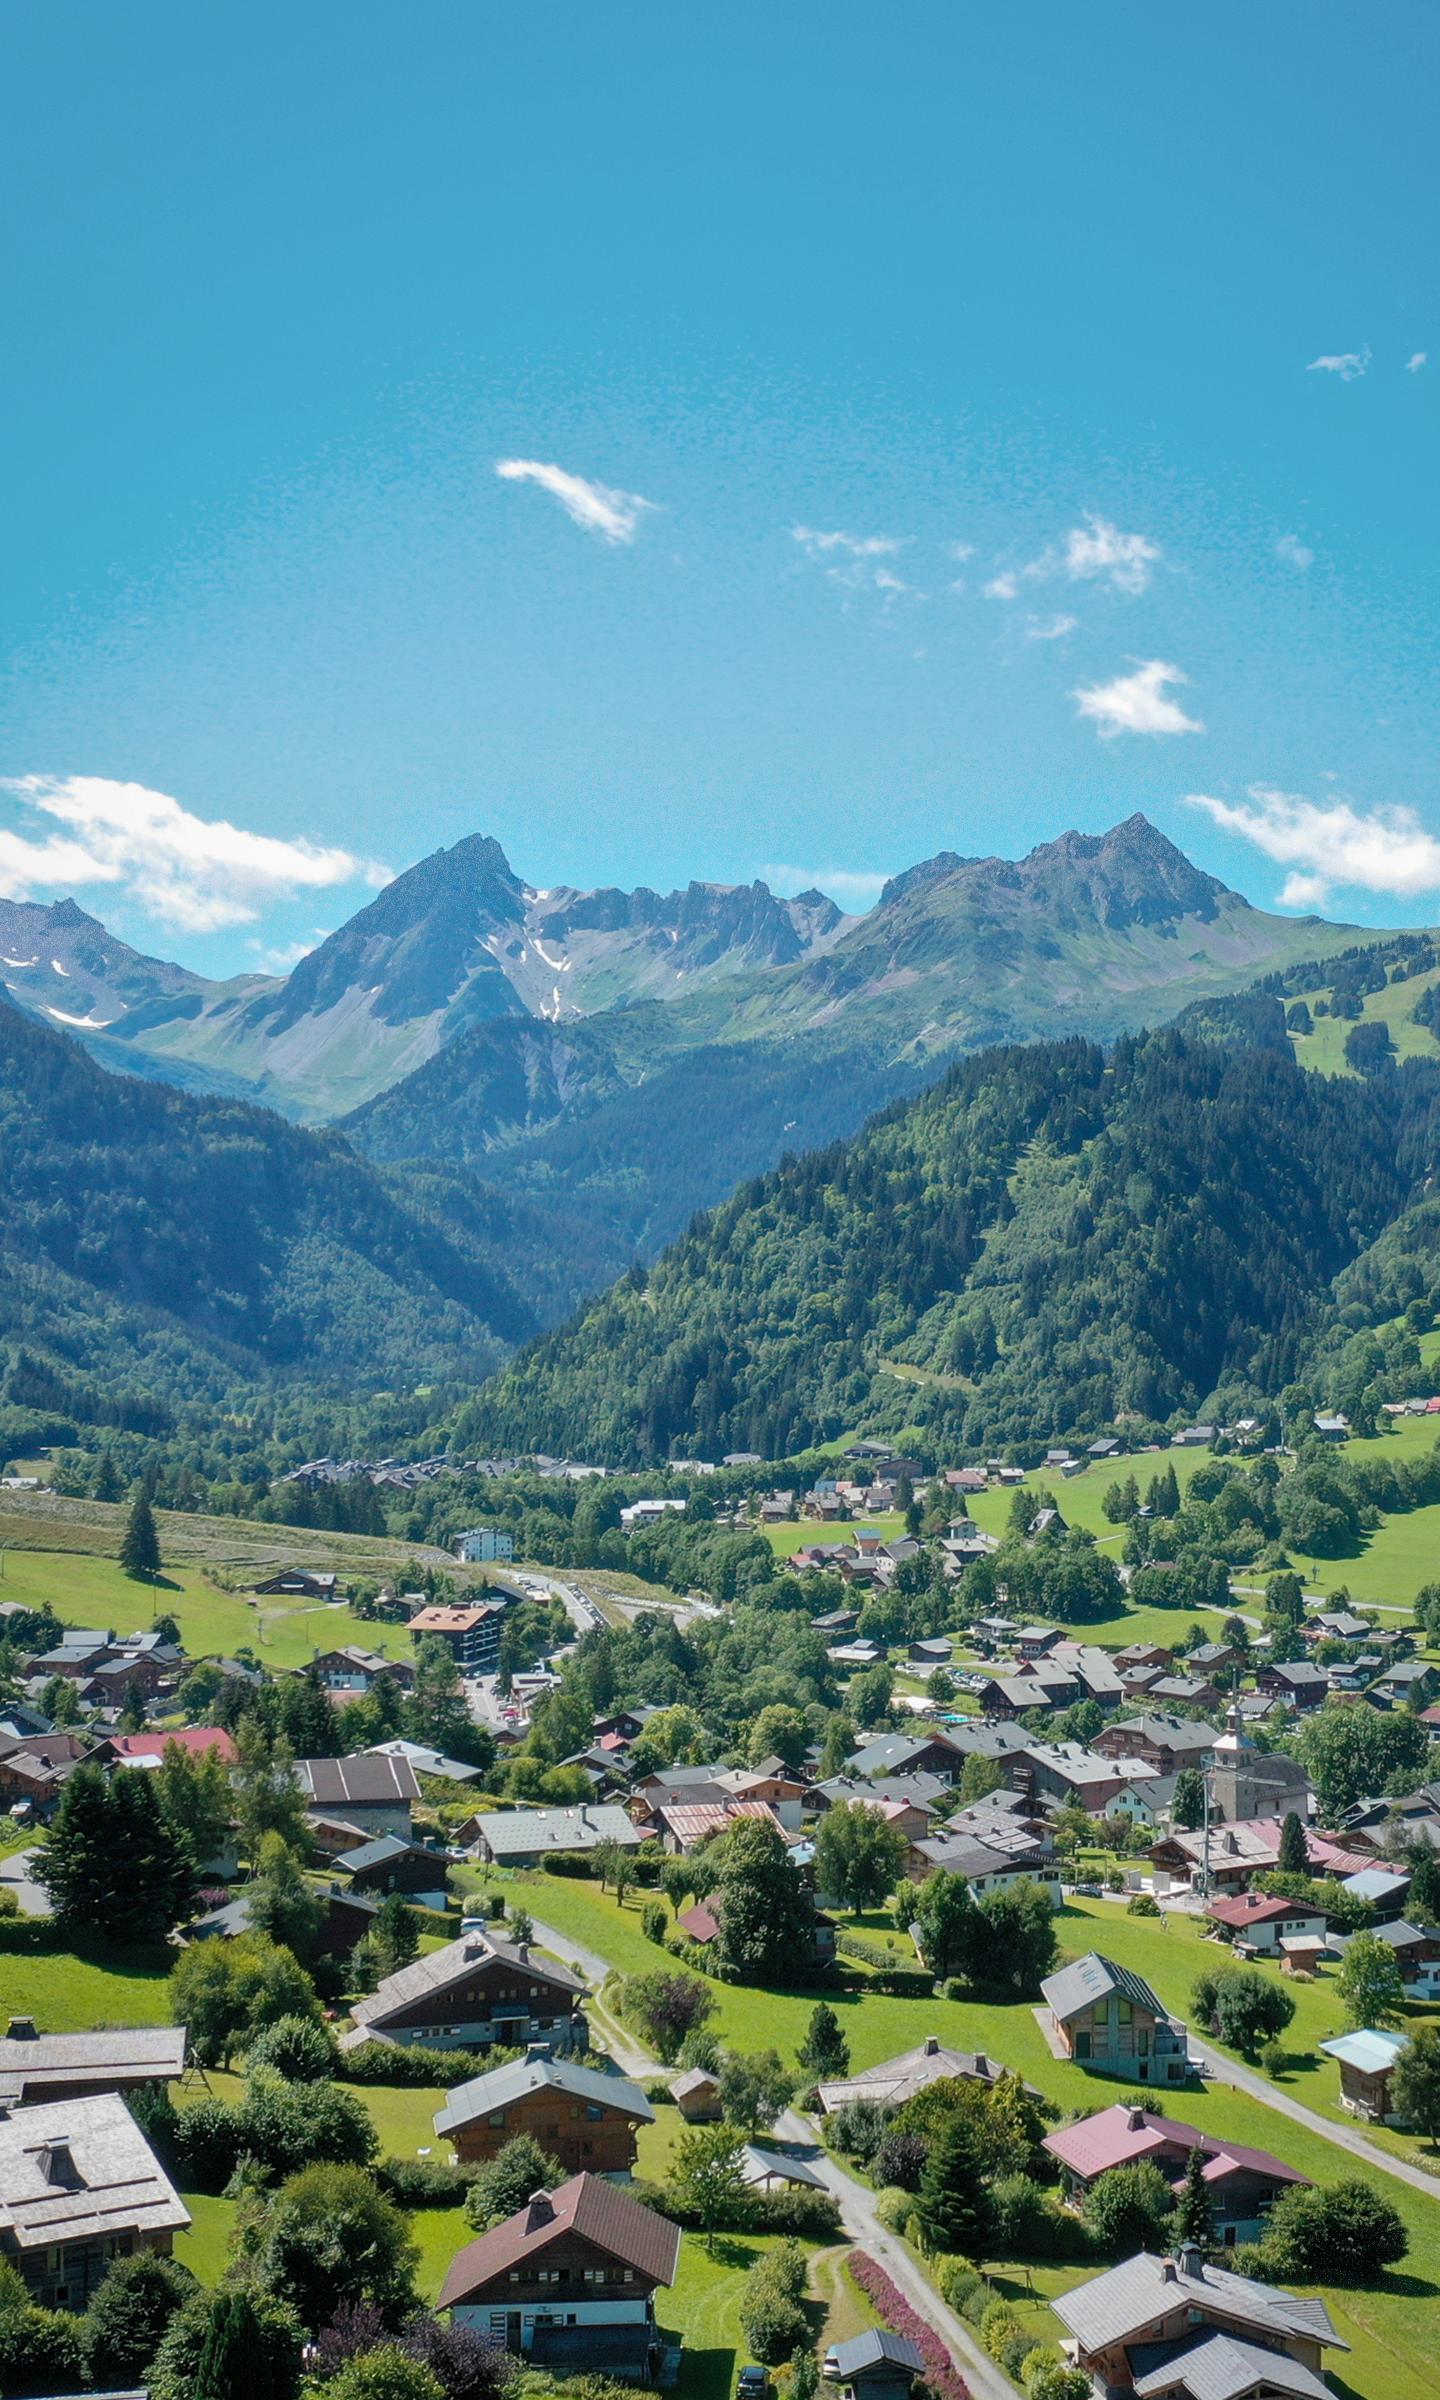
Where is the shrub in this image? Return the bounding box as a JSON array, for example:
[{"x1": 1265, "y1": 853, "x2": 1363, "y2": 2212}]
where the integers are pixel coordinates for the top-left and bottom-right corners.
[
  {"x1": 1259, "y1": 2039, "x2": 1288, "y2": 2079},
  {"x1": 246, "y1": 2013, "x2": 340, "y2": 2082},
  {"x1": 1083, "y1": 2164, "x2": 1175, "y2": 2257},
  {"x1": 989, "y1": 2172, "x2": 1084, "y2": 2258},
  {"x1": 828, "y1": 2097, "x2": 889, "y2": 2164},
  {"x1": 172, "y1": 2075, "x2": 379, "y2": 2191},
  {"x1": 939, "y1": 2261, "x2": 986, "y2": 2314},
  {"x1": 1261, "y1": 2179, "x2": 1408, "y2": 2280},
  {"x1": 0, "y1": 2303, "x2": 87, "y2": 2396},
  {"x1": 325, "y1": 2346, "x2": 445, "y2": 2400},
  {"x1": 541, "y1": 1852, "x2": 596, "y2": 1878},
  {"x1": 874, "y1": 2185, "x2": 917, "y2": 2235},
  {"x1": 641, "y1": 1901, "x2": 669, "y2": 1944},
  {"x1": 1127, "y1": 1893, "x2": 1160, "y2": 1917},
  {"x1": 463, "y1": 2136, "x2": 562, "y2": 2231},
  {"x1": 874, "y1": 2128, "x2": 929, "y2": 2191},
  {"x1": 982, "y1": 2300, "x2": 1030, "y2": 2370},
  {"x1": 82, "y1": 2250, "x2": 197, "y2": 2380},
  {"x1": 740, "y1": 2243, "x2": 810, "y2": 2366},
  {"x1": 375, "y1": 2156, "x2": 474, "y2": 2207},
  {"x1": 846, "y1": 2251, "x2": 970, "y2": 2400},
  {"x1": 339, "y1": 2040, "x2": 502, "y2": 2088}
]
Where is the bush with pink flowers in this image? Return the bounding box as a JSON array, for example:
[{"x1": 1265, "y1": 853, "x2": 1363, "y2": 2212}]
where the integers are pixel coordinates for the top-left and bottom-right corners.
[{"x1": 845, "y1": 2250, "x2": 970, "y2": 2400}]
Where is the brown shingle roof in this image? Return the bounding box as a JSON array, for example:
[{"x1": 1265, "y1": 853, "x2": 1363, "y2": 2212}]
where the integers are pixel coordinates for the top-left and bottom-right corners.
[
  {"x1": 348, "y1": 1930, "x2": 585, "y2": 2035},
  {"x1": 437, "y1": 2172, "x2": 680, "y2": 2307}
]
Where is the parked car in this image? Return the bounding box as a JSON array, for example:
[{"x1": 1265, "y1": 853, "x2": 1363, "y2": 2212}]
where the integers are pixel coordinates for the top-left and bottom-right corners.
[{"x1": 737, "y1": 2371, "x2": 772, "y2": 2399}]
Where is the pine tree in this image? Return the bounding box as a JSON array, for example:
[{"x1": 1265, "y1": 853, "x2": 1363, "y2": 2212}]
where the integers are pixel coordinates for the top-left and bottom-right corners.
[
  {"x1": 117, "y1": 1680, "x2": 147, "y2": 1734},
  {"x1": 91, "y1": 1450, "x2": 122, "y2": 1503},
  {"x1": 1277, "y1": 1811, "x2": 1308, "y2": 1875},
  {"x1": 119, "y1": 1485, "x2": 162, "y2": 1581},
  {"x1": 797, "y1": 2001, "x2": 850, "y2": 2081},
  {"x1": 1171, "y1": 2145, "x2": 1212, "y2": 2249},
  {"x1": 914, "y1": 2110, "x2": 993, "y2": 2258},
  {"x1": 39, "y1": 1763, "x2": 193, "y2": 1942}
]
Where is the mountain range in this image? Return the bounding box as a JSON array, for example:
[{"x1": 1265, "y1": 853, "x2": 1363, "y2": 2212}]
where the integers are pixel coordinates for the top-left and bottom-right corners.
[{"x1": 0, "y1": 815, "x2": 1365, "y2": 1276}]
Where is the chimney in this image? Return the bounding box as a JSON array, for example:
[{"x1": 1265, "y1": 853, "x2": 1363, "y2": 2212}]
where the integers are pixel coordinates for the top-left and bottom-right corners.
[
  {"x1": 524, "y1": 2190, "x2": 555, "y2": 2232},
  {"x1": 1127, "y1": 2107, "x2": 1146, "y2": 2131},
  {"x1": 37, "y1": 2141, "x2": 82, "y2": 2190},
  {"x1": 1178, "y1": 2243, "x2": 1204, "y2": 2280},
  {"x1": 5, "y1": 2018, "x2": 37, "y2": 2042},
  {"x1": 1160, "y1": 2259, "x2": 1178, "y2": 2284},
  {"x1": 923, "y1": 2035, "x2": 939, "y2": 2056},
  {"x1": 973, "y1": 2053, "x2": 989, "y2": 2078}
]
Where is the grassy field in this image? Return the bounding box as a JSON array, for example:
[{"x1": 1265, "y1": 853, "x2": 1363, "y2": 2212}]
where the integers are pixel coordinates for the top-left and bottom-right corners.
[
  {"x1": 1288, "y1": 963, "x2": 1440, "y2": 1079},
  {"x1": 486, "y1": 1874, "x2": 1440, "y2": 2400}
]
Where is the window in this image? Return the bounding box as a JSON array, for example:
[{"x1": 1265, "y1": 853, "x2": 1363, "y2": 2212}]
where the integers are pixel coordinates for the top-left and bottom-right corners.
[
  {"x1": 1117, "y1": 2000, "x2": 1132, "y2": 2025},
  {"x1": 488, "y1": 2111, "x2": 506, "y2": 2127}
]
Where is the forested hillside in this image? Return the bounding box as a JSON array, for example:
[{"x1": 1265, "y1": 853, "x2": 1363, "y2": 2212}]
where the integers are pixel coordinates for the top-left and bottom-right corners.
[
  {"x1": 463, "y1": 1024, "x2": 1440, "y2": 1464},
  {"x1": 0, "y1": 993, "x2": 615, "y2": 1447}
]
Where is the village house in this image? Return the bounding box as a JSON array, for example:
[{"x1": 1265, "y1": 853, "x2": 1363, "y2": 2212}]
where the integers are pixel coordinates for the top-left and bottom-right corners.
[
  {"x1": 454, "y1": 1526, "x2": 515, "y2": 1563},
  {"x1": 343, "y1": 1928, "x2": 587, "y2": 2055},
  {"x1": 308, "y1": 1646, "x2": 414, "y2": 1695},
  {"x1": 815, "y1": 2033, "x2": 1014, "y2": 2116},
  {"x1": 1206, "y1": 1891, "x2": 1329, "y2": 1957},
  {"x1": 1014, "y1": 1741, "x2": 1128, "y2": 1815},
  {"x1": 250, "y1": 1568, "x2": 340, "y2": 1599},
  {"x1": 340, "y1": 1833, "x2": 450, "y2": 1904},
  {"x1": 910, "y1": 1829, "x2": 1063, "y2": 1907},
  {"x1": 1150, "y1": 1818, "x2": 1371, "y2": 1898},
  {"x1": 1054, "y1": 2244, "x2": 1345, "y2": 2400},
  {"x1": 294, "y1": 1751, "x2": 420, "y2": 1839},
  {"x1": 0, "y1": 2093, "x2": 190, "y2": 2310},
  {"x1": 978, "y1": 1668, "x2": 1081, "y2": 1720},
  {"x1": 1332, "y1": 1917, "x2": 1440, "y2": 1998},
  {"x1": 1044, "y1": 2103, "x2": 1307, "y2": 2246},
  {"x1": 437, "y1": 2173, "x2": 680, "y2": 2383},
  {"x1": 1040, "y1": 1953, "x2": 1192, "y2": 2086},
  {"x1": 1368, "y1": 1658, "x2": 1440, "y2": 1712},
  {"x1": 470, "y1": 1803, "x2": 646, "y2": 1870},
  {"x1": 1094, "y1": 1717, "x2": 1216, "y2": 1776},
  {"x1": 1319, "y1": 2027, "x2": 1411, "y2": 2124},
  {"x1": 0, "y1": 2023, "x2": 186, "y2": 2109},
  {"x1": 1255, "y1": 1659, "x2": 1329, "y2": 1712},
  {"x1": 435, "y1": 2056, "x2": 653, "y2": 2175},
  {"x1": 845, "y1": 1729, "x2": 968, "y2": 1784}
]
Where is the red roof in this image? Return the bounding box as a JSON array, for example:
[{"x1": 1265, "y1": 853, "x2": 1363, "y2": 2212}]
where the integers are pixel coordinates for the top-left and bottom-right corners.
[
  {"x1": 677, "y1": 1901, "x2": 721, "y2": 1942},
  {"x1": 110, "y1": 1727, "x2": 237, "y2": 1764},
  {"x1": 1044, "y1": 2102, "x2": 1305, "y2": 2190},
  {"x1": 437, "y1": 2173, "x2": 680, "y2": 2308},
  {"x1": 1207, "y1": 1891, "x2": 1325, "y2": 1929}
]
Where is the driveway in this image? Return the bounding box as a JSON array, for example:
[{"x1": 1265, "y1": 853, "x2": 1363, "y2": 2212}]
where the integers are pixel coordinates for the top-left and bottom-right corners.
[
  {"x1": 775, "y1": 2106, "x2": 1018, "y2": 2399},
  {"x1": 525, "y1": 1910, "x2": 655, "y2": 2078},
  {"x1": 0, "y1": 1850, "x2": 49, "y2": 1916}
]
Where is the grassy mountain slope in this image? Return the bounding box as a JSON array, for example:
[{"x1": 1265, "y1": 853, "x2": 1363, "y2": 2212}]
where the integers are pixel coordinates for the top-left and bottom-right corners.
[
  {"x1": 462, "y1": 1023, "x2": 1440, "y2": 1464},
  {"x1": 0, "y1": 991, "x2": 617, "y2": 1441}
]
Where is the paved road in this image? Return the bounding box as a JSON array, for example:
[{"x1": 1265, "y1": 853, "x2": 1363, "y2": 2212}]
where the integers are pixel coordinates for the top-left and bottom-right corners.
[
  {"x1": 1191, "y1": 2034, "x2": 1440, "y2": 2199},
  {"x1": 775, "y1": 2107, "x2": 1017, "y2": 2400},
  {"x1": 0, "y1": 1851, "x2": 49, "y2": 1917}
]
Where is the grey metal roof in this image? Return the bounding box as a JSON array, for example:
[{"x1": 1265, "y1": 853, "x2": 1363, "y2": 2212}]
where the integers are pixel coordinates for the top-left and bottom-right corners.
[
  {"x1": 828, "y1": 2329, "x2": 926, "y2": 2374},
  {"x1": 475, "y1": 1803, "x2": 643, "y2": 1857},
  {"x1": 295, "y1": 1754, "x2": 420, "y2": 1807},
  {"x1": 0, "y1": 2026, "x2": 185, "y2": 2096},
  {"x1": 434, "y1": 2054, "x2": 653, "y2": 2135},
  {"x1": 1054, "y1": 2252, "x2": 1343, "y2": 2358},
  {"x1": 1131, "y1": 2332, "x2": 1331, "y2": 2400},
  {"x1": 0, "y1": 2092, "x2": 190, "y2": 2249},
  {"x1": 1041, "y1": 1951, "x2": 1169, "y2": 2025}
]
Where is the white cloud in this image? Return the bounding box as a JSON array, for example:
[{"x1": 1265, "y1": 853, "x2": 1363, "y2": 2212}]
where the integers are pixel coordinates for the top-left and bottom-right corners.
[
  {"x1": 792, "y1": 526, "x2": 921, "y2": 600},
  {"x1": 0, "y1": 776, "x2": 389, "y2": 933},
  {"x1": 1062, "y1": 515, "x2": 1160, "y2": 595},
  {"x1": 1306, "y1": 348, "x2": 1370, "y2": 380},
  {"x1": 1025, "y1": 612, "x2": 1078, "y2": 641},
  {"x1": 760, "y1": 863, "x2": 889, "y2": 906},
  {"x1": 1073, "y1": 659, "x2": 1203, "y2": 738},
  {"x1": 1406, "y1": 351, "x2": 1428, "y2": 373},
  {"x1": 495, "y1": 458, "x2": 656, "y2": 543},
  {"x1": 1186, "y1": 785, "x2": 1440, "y2": 907},
  {"x1": 1275, "y1": 532, "x2": 1315, "y2": 570},
  {"x1": 246, "y1": 930, "x2": 331, "y2": 973},
  {"x1": 986, "y1": 513, "x2": 1160, "y2": 602},
  {"x1": 947, "y1": 541, "x2": 976, "y2": 563}
]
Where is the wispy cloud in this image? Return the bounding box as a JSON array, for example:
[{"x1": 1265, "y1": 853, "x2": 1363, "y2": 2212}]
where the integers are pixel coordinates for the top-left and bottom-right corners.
[
  {"x1": 0, "y1": 776, "x2": 389, "y2": 933},
  {"x1": 1406, "y1": 351, "x2": 1428, "y2": 373},
  {"x1": 1275, "y1": 532, "x2": 1315, "y2": 570},
  {"x1": 761, "y1": 862, "x2": 889, "y2": 907},
  {"x1": 1073, "y1": 659, "x2": 1203, "y2": 738},
  {"x1": 1024, "y1": 612, "x2": 1078, "y2": 641},
  {"x1": 246, "y1": 930, "x2": 331, "y2": 973},
  {"x1": 792, "y1": 526, "x2": 905, "y2": 559},
  {"x1": 1187, "y1": 786, "x2": 1440, "y2": 908},
  {"x1": 1306, "y1": 348, "x2": 1370, "y2": 381},
  {"x1": 495, "y1": 458, "x2": 656, "y2": 543},
  {"x1": 985, "y1": 513, "x2": 1161, "y2": 601},
  {"x1": 792, "y1": 525, "x2": 921, "y2": 601}
]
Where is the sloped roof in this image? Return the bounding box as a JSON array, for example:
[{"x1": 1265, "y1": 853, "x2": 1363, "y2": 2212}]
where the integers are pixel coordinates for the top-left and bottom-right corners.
[
  {"x1": 1043, "y1": 2103, "x2": 1303, "y2": 2190},
  {"x1": 1054, "y1": 2251, "x2": 1343, "y2": 2358},
  {"x1": 1130, "y1": 2331, "x2": 1331, "y2": 2400},
  {"x1": 0, "y1": 2026, "x2": 186, "y2": 2102},
  {"x1": 1041, "y1": 1952, "x2": 1170, "y2": 2026},
  {"x1": 350, "y1": 1931, "x2": 585, "y2": 2033},
  {"x1": 295, "y1": 1754, "x2": 420, "y2": 1807},
  {"x1": 828, "y1": 2329, "x2": 926, "y2": 2375},
  {"x1": 0, "y1": 2092, "x2": 190, "y2": 2250},
  {"x1": 437, "y1": 2171, "x2": 680, "y2": 2307},
  {"x1": 434, "y1": 2055, "x2": 653, "y2": 2136}
]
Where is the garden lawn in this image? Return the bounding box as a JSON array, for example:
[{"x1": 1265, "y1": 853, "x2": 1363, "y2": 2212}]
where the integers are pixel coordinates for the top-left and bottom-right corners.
[
  {"x1": 655, "y1": 2231, "x2": 841, "y2": 2400},
  {"x1": 0, "y1": 1936, "x2": 172, "y2": 2028},
  {"x1": 0, "y1": 1543, "x2": 415, "y2": 1668},
  {"x1": 762, "y1": 1512, "x2": 904, "y2": 1559}
]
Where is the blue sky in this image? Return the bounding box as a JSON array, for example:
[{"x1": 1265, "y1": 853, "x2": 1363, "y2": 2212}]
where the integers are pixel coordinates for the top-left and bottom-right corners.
[{"x1": 0, "y1": 2, "x2": 1435, "y2": 973}]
